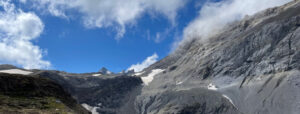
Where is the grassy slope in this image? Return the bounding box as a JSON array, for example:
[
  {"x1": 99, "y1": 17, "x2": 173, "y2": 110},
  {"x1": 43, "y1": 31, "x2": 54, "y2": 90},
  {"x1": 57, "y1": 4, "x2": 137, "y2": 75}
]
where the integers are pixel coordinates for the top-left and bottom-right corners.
[{"x1": 0, "y1": 73, "x2": 90, "y2": 114}]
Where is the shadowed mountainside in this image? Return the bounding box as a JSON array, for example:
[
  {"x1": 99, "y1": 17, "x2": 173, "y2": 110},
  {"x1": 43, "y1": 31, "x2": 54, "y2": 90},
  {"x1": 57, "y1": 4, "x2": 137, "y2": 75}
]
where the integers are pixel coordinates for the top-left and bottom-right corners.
[{"x1": 0, "y1": 73, "x2": 90, "y2": 114}]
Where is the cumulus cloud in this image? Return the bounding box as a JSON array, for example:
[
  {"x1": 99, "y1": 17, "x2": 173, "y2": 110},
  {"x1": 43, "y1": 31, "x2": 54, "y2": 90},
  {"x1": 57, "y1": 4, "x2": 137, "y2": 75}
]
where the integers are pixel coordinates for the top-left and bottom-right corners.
[
  {"x1": 25, "y1": 0, "x2": 186, "y2": 39},
  {"x1": 0, "y1": 0, "x2": 50, "y2": 69},
  {"x1": 127, "y1": 53, "x2": 158, "y2": 72},
  {"x1": 144, "y1": 0, "x2": 185, "y2": 25},
  {"x1": 183, "y1": 0, "x2": 292, "y2": 41}
]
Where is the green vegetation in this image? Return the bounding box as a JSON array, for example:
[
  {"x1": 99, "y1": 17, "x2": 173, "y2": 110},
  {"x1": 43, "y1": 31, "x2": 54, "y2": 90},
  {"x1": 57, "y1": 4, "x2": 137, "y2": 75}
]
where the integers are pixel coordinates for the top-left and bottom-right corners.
[
  {"x1": 0, "y1": 94, "x2": 73, "y2": 114},
  {"x1": 0, "y1": 73, "x2": 90, "y2": 114}
]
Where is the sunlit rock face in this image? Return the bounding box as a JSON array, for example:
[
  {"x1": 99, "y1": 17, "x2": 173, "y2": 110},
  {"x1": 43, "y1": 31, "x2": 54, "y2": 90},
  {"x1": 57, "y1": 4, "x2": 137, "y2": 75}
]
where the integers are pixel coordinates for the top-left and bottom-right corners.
[
  {"x1": 134, "y1": 1, "x2": 300, "y2": 114},
  {"x1": 35, "y1": 71, "x2": 143, "y2": 114}
]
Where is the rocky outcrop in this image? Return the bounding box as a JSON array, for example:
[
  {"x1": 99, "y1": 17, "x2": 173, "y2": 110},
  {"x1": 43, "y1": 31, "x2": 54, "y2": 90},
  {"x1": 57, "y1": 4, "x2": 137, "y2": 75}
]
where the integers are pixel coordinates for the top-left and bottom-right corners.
[{"x1": 136, "y1": 88, "x2": 240, "y2": 114}]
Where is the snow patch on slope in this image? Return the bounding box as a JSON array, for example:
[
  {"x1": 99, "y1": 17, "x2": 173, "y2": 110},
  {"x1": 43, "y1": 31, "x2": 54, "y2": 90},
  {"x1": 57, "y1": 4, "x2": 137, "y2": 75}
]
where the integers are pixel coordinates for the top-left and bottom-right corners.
[
  {"x1": 106, "y1": 71, "x2": 112, "y2": 75},
  {"x1": 222, "y1": 94, "x2": 237, "y2": 108},
  {"x1": 92, "y1": 74, "x2": 101, "y2": 76},
  {"x1": 81, "y1": 103, "x2": 99, "y2": 114},
  {"x1": 207, "y1": 83, "x2": 218, "y2": 90},
  {"x1": 0, "y1": 69, "x2": 32, "y2": 75},
  {"x1": 134, "y1": 71, "x2": 145, "y2": 76},
  {"x1": 141, "y1": 69, "x2": 164, "y2": 85},
  {"x1": 176, "y1": 81, "x2": 183, "y2": 85}
]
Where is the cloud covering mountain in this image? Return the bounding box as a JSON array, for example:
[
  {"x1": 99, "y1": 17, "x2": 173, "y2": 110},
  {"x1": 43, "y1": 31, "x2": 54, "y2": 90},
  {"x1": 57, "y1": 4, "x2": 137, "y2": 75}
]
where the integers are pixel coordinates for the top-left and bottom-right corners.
[
  {"x1": 183, "y1": 0, "x2": 292, "y2": 41},
  {"x1": 0, "y1": 0, "x2": 294, "y2": 71},
  {"x1": 127, "y1": 53, "x2": 158, "y2": 72}
]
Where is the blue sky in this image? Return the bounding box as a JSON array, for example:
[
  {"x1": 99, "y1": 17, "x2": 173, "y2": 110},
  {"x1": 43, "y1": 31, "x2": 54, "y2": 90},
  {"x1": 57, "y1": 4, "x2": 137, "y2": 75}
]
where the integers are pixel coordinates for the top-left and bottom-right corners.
[
  {"x1": 0, "y1": 0, "x2": 202, "y2": 73},
  {"x1": 0, "y1": 0, "x2": 291, "y2": 73},
  {"x1": 37, "y1": 0, "x2": 201, "y2": 73}
]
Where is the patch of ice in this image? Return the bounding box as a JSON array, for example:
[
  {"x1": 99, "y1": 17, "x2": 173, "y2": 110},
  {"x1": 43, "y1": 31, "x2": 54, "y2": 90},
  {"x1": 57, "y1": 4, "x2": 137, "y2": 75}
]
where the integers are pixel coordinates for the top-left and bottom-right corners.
[
  {"x1": 134, "y1": 71, "x2": 145, "y2": 76},
  {"x1": 82, "y1": 103, "x2": 99, "y2": 114},
  {"x1": 107, "y1": 71, "x2": 112, "y2": 74},
  {"x1": 176, "y1": 81, "x2": 183, "y2": 85},
  {"x1": 222, "y1": 94, "x2": 236, "y2": 108},
  {"x1": 141, "y1": 69, "x2": 164, "y2": 85},
  {"x1": 92, "y1": 74, "x2": 101, "y2": 76},
  {"x1": 0, "y1": 69, "x2": 32, "y2": 75},
  {"x1": 207, "y1": 83, "x2": 218, "y2": 90}
]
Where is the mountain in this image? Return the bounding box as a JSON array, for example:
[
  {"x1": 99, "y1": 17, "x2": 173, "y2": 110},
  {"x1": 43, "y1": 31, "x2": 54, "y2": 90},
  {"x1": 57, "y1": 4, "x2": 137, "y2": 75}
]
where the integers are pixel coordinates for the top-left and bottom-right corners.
[
  {"x1": 135, "y1": 0, "x2": 300, "y2": 114},
  {"x1": 1, "y1": 0, "x2": 300, "y2": 114},
  {"x1": 0, "y1": 73, "x2": 90, "y2": 114},
  {"x1": 0, "y1": 66, "x2": 143, "y2": 114},
  {"x1": 98, "y1": 67, "x2": 113, "y2": 75},
  {"x1": 0, "y1": 64, "x2": 18, "y2": 70},
  {"x1": 36, "y1": 71, "x2": 143, "y2": 114}
]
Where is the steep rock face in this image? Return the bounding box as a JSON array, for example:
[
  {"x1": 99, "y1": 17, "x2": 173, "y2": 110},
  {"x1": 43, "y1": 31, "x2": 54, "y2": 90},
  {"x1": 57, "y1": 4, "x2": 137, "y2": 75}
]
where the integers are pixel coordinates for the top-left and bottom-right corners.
[
  {"x1": 135, "y1": 0, "x2": 300, "y2": 114},
  {"x1": 136, "y1": 88, "x2": 239, "y2": 114}
]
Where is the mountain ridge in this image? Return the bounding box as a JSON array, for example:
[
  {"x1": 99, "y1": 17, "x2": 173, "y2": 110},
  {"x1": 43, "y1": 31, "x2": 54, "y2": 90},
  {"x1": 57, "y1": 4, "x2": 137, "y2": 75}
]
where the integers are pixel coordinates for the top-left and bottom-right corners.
[{"x1": 0, "y1": 0, "x2": 300, "y2": 114}]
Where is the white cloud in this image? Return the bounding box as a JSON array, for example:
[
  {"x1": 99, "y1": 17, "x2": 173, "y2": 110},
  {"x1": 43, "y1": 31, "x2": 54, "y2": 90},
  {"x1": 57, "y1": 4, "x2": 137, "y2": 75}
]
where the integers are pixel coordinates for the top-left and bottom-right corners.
[
  {"x1": 144, "y1": 0, "x2": 185, "y2": 25},
  {"x1": 183, "y1": 0, "x2": 292, "y2": 41},
  {"x1": 20, "y1": 0, "x2": 27, "y2": 3},
  {"x1": 127, "y1": 53, "x2": 158, "y2": 72},
  {"x1": 0, "y1": 0, "x2": 50, "y2": 69},
  {"x1": 154, "y1": 28, "x2": 172, "y2": 43},
  {"x1": 25, "y1": 0, "x2": 186, "y2": 39},
  {"x1": 155, "y1": 32, "x2": 161, "y2": 43}
]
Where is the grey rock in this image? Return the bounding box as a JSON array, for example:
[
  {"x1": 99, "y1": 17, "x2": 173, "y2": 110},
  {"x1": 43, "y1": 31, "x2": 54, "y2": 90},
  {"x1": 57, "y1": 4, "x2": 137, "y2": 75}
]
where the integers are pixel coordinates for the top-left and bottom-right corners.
[
  {"x1": 135, "y1": 0, "x2": 300, "y2": 114},
  {"x1": 99, "y1": 67, "x2": 112, "y2": 75}
]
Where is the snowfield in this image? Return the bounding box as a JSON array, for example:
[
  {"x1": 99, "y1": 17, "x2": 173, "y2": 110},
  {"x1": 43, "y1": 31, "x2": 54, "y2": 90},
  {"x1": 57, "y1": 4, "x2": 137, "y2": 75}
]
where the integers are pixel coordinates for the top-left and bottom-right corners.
[
  {"x1": 81, "y1": 103, "x2": 99, "y2": 114},
  {"x1": 107, "y1": 71, "x2": 112, "y2": 74},
  {"x1": 176, "y1": 81, "x2": 183, "y2": 85},
  {"x1": 141, "y1": 69, "x2": 164, "y2": 85},
  {"x1": 92, "y1": 74, "x2": 102, "y2": 76},
  {"x1": 207, "y1": 83, "x2": 218, "y2": 90},
  {"x1": 222, "y1": 94, "x2": 236, "y2": 108},
  {"x1": 0, "y1": 69, "x2": 32, "y2": 75}
]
